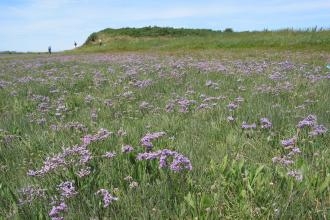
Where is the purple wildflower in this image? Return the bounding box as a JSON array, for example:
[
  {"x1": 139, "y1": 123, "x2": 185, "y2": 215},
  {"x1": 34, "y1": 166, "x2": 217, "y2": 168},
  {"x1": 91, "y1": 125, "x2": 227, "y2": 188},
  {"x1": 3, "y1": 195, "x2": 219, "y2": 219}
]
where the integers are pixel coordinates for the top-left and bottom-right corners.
[
  {"x1": 136, "y1": 151, "x2": 161, "y2": 160},
  {"x1": 227, "y1": 102, "x2": 238, "y2": 110},
  {"x1": 58, "y1": 181, "x2": 77, "y2": 198},
  {"x1": 241, "y1": 121, "x2": 256, "y2": 129},
  {"x1": 309, "y1": 124, "x2": 328, "y2": 137},
  {"x1": 122, "y1": 145, "x2": 134, "y2": 153},
  {"x1": 260, "y1": 117, "x2": 272, "y2": 129},
  {"x1": 49, "y1": 202, "x2": 67, "y2": 220},
  {"x1": 103, "y1": 151, "x2": 116, "y2": 159},
  {"x1": 170, "y1": 153, "x2": 193, "y2": 172},
  {"x1": 76, "y1": 166, "x2": 91, "y2": 178},
  {"x1": 133, "y1": 79, "x2": 153, "y2": 88},
  {"x1": 227, "y1": 116, "x2": 235, "y2": 122},
  {"x1": 81, "y1": 128, "x2": 113, "y2": 145},
  {"x1": 272, "y1": 156, "x2": 294, "y2": 166},
  {"x1": 297, "y1": 114, "x2": 317, "y2": 128},
  {"x1": 281, "y1": 137, "x2": 296, "y2": 148},
  {"x1": 287, "y1": 147, "x2": 301, "y2": 157},
  {"x1": 137, "y1": 149, "x2": 192, "y2": 172},
  {"x1": 287, "y1": 170, "x2": 303, "y2": 181},
  {"x1": 140, "y1": 131, "x2": 166, "y2": 150},
  {"x1": 95, "y1": 189, "x2": 118, "y2": 208}
]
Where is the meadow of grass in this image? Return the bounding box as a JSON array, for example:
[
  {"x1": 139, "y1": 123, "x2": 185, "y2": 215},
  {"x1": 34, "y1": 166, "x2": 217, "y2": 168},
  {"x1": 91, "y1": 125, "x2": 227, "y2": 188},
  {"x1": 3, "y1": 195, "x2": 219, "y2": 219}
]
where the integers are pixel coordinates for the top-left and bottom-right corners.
[
  {"x1": 79, "y1": 27, "x2": 330, "y2": 53},
  {"x1": 0, "y1": 30, "x2": 330, "y2": 219}
]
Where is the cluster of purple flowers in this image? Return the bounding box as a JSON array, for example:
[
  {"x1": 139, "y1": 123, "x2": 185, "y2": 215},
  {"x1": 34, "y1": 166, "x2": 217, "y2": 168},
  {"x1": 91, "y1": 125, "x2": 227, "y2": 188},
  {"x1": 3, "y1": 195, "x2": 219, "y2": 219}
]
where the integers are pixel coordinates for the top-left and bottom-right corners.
[
  {"x1": 137, "y1": 149, "x2": 192, "y2": 172},
  {"x1": 272, "y1": 114, "x2": 327, "y2": 181},
  {"x1": 103, "y1": 151, "x2": 117, "y2": 158},
  {"x1": 309, "y1": 124, "x2": 328, "y2": 137},
  {"x1": 297, "y1": 114, "x2": 317, "y2": 128},
  {"x1": 95, "y1": 189, "x2": 118, "y2": 208},
  {"x1": 57, "y1": 181, "x2": 78, "y2": 198},
  {"x1": 227, "y1": 102, "x2": 239, "y2": 111},
  {"x1": 139, "y1": 101, "x2": 153, "y2": 110},
  {"x1": 241, "y1": 121, "x2": 257, "y2": 129},
  {"x1": 27, "y1": 144, "x2": 91, "y2": 177},
  {"x1": 82, "y1": 128, "x2": 113, "y2": 145},
  {"x1": 177, "y1": 98, "x2": 196, "y2": 113},
  {"x1": 281, "y1": 137, "x2": 296, "y2": 149},
  {"x1": 260, "y1": 118, "x2": 272, "y2": 129},
  {"x1": 241, "y1": 117, "x2": 272, "y2": 130},
  {"x1": 132, "y1": 79, "x2": 153, "y2": 88},
  {"x1": 287, "y1": 170, "x2": 303, "y2": 181},
  {"x1": 49, "y1": 202, "x2": 67, "y2": 220},
  {"x1": 122, "y1": 145, "x2": 134, "y2": 153},
  {"x1": 297, "y1": 114, "x2": 328, "y2": 137},
  {"x1": 140, "y1": 131, "x2": 166, "y2": 150}
]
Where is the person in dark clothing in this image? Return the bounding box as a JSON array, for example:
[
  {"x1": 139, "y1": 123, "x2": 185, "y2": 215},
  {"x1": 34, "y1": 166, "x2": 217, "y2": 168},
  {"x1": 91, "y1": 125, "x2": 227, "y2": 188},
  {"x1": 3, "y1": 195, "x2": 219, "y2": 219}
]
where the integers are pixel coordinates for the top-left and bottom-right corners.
[
  {"x1": 74, "y1": 41, "x2": 77, "y2": 48},
  {"x1": 48, "y1": 46, "x2": 52, "y2": 54}
]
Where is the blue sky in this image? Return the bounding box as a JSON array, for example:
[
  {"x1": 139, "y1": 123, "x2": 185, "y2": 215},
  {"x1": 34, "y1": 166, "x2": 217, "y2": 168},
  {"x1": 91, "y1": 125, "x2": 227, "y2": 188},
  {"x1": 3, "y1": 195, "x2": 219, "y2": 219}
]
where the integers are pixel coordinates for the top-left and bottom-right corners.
[{"x1": 1, "y1": 0, "x2": 329, "y2": 52}]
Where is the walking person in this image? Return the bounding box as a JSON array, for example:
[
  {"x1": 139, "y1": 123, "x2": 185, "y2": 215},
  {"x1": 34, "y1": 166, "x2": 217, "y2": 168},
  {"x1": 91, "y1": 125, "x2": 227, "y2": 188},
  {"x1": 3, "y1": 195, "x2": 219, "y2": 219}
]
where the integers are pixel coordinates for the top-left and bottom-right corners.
[
  {"x1": 74, "y1": 41, "x2": 77, "y2": 48},
  {"x1": 48, "y1": 46, "x2": 52, "y2": 54}
]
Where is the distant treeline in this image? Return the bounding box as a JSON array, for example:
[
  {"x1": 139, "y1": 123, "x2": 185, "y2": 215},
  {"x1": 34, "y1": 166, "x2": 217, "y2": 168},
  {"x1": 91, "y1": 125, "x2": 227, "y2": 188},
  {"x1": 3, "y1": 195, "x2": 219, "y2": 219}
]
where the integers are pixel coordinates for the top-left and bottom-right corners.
[{"x1": 0, "y1": 51, "x2": 24, "y2": 54}]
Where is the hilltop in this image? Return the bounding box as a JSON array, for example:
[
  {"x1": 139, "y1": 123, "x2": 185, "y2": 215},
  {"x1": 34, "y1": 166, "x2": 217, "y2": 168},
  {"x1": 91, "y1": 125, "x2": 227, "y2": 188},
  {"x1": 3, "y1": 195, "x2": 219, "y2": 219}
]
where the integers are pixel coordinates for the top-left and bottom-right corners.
[{"x1": 77, "y1": 26, "x2": 330, "y2": 52}]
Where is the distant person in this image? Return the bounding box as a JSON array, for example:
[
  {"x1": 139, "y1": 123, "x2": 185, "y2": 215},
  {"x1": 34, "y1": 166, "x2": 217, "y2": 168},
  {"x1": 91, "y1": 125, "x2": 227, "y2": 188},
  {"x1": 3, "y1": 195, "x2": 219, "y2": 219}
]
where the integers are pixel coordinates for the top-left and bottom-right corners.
[
  {"x1": 74, "y1": 41, "x2": 77, "y2": 48},
  {"x1": 99, "y1": 39, "x2": 102, "y2": 46},
  {"x1": 48, "y1": 46, "x2": 52, "y2": 54}
]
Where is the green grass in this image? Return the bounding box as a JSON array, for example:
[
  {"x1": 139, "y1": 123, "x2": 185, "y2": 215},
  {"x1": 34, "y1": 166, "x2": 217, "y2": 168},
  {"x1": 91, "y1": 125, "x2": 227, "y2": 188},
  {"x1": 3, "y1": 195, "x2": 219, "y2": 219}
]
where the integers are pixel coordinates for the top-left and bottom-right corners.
[
  {"x1": 75, "y1": 27, "x2": 330, "y2": 53},
  {"x1": 0, "y1": 31, "x2": 330, "y2": 219}
]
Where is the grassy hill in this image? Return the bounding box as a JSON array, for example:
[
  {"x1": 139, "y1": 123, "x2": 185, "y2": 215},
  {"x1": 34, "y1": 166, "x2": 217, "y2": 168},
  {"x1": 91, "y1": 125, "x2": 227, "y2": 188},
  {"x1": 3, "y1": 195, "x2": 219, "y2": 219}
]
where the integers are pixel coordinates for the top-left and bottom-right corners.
[{"x1": 77, "y1": 26, "x2": 330, "y2": 52}]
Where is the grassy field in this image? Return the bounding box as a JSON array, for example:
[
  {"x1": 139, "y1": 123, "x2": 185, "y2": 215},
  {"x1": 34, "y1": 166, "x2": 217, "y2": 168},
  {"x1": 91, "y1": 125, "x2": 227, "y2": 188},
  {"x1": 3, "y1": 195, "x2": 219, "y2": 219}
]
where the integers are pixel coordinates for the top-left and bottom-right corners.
[{"x1": 0, "y1": 29, "x2": 330, "y2": 219}]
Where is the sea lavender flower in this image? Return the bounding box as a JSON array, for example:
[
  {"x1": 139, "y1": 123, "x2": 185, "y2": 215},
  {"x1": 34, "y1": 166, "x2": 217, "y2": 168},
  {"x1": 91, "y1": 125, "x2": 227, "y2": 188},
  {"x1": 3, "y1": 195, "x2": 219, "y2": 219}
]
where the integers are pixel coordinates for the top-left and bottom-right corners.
[
  {"x1": 241, "y1": 121, "x2": 256, "y2": 129},
  {"x1": 287, "y1": 147, "x2": 301, "y2": 157},
  {"x1": 81, "y1": 129, "x2": 113, "y2": 145},
  {"x1": 309, "y1": 124, "x2": 328, "y2": 137},
  {"x1": 287, "y1": 170, "x2": 303, "y2": 181},
  {"x1": 133, "y1": 79, "x2": 153, "y2": 88},
  {"x1": 27, "y1": 143, "x2": 93, "y2": 177},
  {"x1": 104, "y1": 99, "x2": 113, "y2": 107},
  {"x1": 76, "y1": 166, "x2": 91, "y2": 178},
  {"x1": 196, "y1": 103, "x2": 210, "y2": 110},
  {"x1": 260, "y1": 117, "x2": 272, "y2": 129},
  {"x1": 227, "y1": 116, "x2": 235, "y2": 122},
  {"x1": 281, "y1": 137, "x2": 296, "y2": 148},
  {"x1": 103, "y1": 151, "x2": 116, "y2": 159},
  {"x1": 58, "y1": 181, "x2": 78, "y2": 198},
  {"x1": 137, "y1": 149, "x2": 192, "y2": 172},
  {"x1": 227, "y1": 102, "x2": 238, "y2": 110},
  {"x1": 140, "y1": 131, "x2": 166, "y2": 150},
  {"x1": 136, "y1": 151, "x2": 161, "y2": 160},
  {"x1": 272, "y1": 156, "x2": 294, "y2": 166},
  {"x1": 170, "y1": 153, "x2": 193, "y2": 172},
  {"x1": 95, "y1": 189, "x2": 118, "y2": 208},
  {"x1": 297, "y1": 114, "x2": 317, "y2": 128},
  {"x1": 122, "y1": 145, "x2": 134, "y2": 153},
  {"x1": 49, "y1": 202, "x2": 67, "y2": 220}
]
